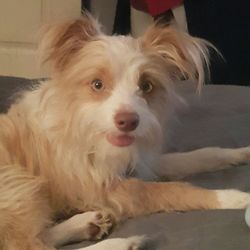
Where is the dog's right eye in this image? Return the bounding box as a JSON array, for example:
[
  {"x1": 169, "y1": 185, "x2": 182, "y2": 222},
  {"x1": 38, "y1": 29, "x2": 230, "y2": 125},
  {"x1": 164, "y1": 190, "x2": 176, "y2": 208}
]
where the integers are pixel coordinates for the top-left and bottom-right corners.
[
  {"x1": 91, "y1": 79, "x2": 104, "y2": 91},
  {"x1": 138, "y1": 80, "x2": 153, "y2": 94}
]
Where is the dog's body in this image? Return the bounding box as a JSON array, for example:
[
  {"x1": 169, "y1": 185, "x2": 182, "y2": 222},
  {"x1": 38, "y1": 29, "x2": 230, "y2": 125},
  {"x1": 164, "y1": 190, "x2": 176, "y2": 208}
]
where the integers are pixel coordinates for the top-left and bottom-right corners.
[{"x1": 1, "y1": 15, "x2": 250, "y2": 250}]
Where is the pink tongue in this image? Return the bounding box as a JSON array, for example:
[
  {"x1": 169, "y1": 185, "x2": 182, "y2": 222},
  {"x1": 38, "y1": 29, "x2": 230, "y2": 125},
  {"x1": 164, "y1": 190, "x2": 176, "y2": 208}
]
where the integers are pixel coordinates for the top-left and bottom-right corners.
[{"x1": 107, "y1": 134, "x2": 135, "y2": 147}]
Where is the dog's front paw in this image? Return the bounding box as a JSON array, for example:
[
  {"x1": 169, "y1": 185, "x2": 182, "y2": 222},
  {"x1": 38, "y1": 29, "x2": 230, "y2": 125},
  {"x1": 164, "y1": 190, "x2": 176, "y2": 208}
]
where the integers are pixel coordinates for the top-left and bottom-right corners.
[
  {"x1": 225, "y1": 146, "x2": 250, "y2": 166},
  {"x1": 87, "y1": 211, "x2": 114, "y2": 240},
  {"x1": 126, "y1": 236, "x2": 146, "y2": 250},
  {"x1": 101, "y1": 236, "x2": 155, "y2": 250},
  {"x1": 52, "y1": 211, "x2": 115, "y2": 244},
  {"x1": 76, "y1": 236, "x2": 156, "y2": 250},
  {"x1": 216, "y1": 189, "x2": 250, "y2": 209},
  {"x1": 236, "y1": 146, "x2": 250, "y2": 164},
  {"x1": 126, "y1": 236, "x2": 148, "y2": 250},
  {"x1": 125, "y1": 236, "x2": 157, "y2": 250}
]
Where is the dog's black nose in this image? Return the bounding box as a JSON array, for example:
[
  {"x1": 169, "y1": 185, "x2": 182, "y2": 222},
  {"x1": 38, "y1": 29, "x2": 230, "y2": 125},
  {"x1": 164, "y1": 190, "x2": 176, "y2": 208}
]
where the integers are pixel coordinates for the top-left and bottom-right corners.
[{"x1": 114, "y1": 112, "x2": 139, "y2": 132}]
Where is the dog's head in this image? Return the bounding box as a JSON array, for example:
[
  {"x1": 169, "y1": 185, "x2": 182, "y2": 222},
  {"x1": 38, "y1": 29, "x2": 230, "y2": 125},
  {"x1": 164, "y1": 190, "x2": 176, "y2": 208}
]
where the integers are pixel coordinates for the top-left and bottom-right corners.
[{"x1": 39, "y1": 14, "x2": 210, "y2": 179}]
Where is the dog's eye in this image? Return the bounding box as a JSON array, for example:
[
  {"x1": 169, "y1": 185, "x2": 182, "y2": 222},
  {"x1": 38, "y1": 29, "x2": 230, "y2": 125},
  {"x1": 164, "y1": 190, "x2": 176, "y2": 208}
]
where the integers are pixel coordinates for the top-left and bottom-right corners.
[
  {"x1": 91, "y1": 79, "x2": 104, "y2": 91},
  {"x1": 139, "y1": 80, "x2": 153, "y2": 94}
]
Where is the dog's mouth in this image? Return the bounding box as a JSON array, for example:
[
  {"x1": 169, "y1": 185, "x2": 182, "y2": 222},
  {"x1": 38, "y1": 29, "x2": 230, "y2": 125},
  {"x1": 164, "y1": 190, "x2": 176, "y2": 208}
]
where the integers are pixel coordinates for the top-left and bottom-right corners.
[{"x1": 106, "y1": 133, "x2": 135, "y2": 147}]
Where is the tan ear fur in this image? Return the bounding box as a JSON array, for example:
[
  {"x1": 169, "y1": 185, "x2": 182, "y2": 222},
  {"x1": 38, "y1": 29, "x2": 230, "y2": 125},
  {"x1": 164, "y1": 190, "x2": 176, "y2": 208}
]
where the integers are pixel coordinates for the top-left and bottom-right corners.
[
  {"x1": 141, "y1": 23, "x2": 213, "y2": 89},
  {"x1": 40, "y1": 14, "x2": 101, "y2": 73}
]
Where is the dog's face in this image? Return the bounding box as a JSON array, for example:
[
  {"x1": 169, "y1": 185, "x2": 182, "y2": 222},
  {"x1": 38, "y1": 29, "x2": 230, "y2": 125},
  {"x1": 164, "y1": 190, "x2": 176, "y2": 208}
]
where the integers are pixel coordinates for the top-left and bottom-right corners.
[{"x1": 39, "y1": 15, "x2": 209, "y2": 179}]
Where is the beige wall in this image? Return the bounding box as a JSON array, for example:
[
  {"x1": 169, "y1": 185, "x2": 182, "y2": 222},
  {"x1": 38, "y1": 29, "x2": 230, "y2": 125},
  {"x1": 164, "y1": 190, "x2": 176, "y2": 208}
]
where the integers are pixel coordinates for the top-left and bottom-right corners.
[{"x1": 0, "y1": 0, "x2": 81, "y2": 78}]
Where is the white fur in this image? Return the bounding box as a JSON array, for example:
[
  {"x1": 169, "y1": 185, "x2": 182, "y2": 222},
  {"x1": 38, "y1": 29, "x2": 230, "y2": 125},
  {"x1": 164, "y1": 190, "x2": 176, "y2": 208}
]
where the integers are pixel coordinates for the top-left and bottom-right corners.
[
  {"x1": 216, "y1": 190, "x2": 250, "y2": 209},
  {"x1": 79, "y1": 236, "x2": 145, "y2": 250}
]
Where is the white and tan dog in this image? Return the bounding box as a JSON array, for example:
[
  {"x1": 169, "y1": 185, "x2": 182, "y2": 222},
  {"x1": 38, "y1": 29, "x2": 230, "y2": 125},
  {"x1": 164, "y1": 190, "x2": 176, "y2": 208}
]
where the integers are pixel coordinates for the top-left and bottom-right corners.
[{"x1": 1, "y1": 14, "x2": 250, "y2": 250}]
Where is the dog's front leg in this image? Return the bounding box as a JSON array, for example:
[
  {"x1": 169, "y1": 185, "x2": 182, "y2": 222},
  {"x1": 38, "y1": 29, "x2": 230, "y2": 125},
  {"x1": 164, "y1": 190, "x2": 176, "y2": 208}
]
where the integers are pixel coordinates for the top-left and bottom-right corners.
[
  {"x1": 156, "y1": 146, "x2": 250, "y2": 180},
  {"x1": 106, "y1": 178, "x2": 250, "y2": 220},
  {"x1": 41, "y1": 211, "x2": 113, "y2": 248}
]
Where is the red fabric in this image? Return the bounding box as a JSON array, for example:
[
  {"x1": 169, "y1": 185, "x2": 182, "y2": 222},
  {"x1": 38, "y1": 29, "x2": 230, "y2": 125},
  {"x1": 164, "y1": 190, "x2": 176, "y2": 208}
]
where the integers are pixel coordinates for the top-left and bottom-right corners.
[{"x1": 131, "y1": 0, "x2": 183, "y2": 16}]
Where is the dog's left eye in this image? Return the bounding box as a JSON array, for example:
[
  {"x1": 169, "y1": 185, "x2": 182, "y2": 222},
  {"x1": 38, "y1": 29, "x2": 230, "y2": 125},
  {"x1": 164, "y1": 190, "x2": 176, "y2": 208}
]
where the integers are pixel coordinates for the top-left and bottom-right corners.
[
  {"x1": 91, "y1": 79, "x2": 104, "y2": 91},
  {"x1": 139, "y1": 80, "x2": 153, "y2": 94}
]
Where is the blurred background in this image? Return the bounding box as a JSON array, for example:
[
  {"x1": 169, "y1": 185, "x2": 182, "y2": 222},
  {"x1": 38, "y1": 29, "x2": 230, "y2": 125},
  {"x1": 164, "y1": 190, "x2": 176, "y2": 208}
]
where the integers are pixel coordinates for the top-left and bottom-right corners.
[{"x1": 0, "y1": 0, "x2": 249, "y2": 85}]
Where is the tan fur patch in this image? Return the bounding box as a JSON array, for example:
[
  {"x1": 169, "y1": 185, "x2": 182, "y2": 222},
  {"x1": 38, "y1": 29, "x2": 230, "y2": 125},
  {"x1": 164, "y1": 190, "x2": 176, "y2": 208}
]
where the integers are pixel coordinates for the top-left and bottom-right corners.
[
  {"x1": 40, "y1": 14, "x2": 101, "y2": 73},
  {"x1": 140, "y1": 24, "x2": 211, "y2": 88},
  {"x1": 103, "y1": 179, "x2": 220, "y2": 220}
]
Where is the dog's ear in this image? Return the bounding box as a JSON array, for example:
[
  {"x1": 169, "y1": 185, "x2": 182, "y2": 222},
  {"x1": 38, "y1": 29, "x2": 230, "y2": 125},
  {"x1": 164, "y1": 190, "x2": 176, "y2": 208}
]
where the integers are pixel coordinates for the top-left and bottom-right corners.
[
  {"x1": 141, "y1": 23, "x2": 213, "y2": 90},
  {"x1": 40, "y1": 13, "x2": 101, "y2": 73}
]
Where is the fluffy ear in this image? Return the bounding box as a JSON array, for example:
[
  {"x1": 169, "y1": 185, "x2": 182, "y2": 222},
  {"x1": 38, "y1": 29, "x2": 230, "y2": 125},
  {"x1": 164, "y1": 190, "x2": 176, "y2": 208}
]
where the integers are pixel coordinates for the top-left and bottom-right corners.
[
  {"x1": 141, "y1": 23, "x2": 213, "y2": 89},
  {"x1": 40, "y1": 13, "x2": 101, "y2": 73}
]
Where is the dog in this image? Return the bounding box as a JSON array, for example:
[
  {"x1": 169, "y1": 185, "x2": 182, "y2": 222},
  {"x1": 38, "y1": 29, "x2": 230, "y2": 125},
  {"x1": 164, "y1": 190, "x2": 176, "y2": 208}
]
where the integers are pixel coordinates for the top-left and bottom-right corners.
[{"x1": 1, "y1": 13, "x2": 250, "y2": 250}]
